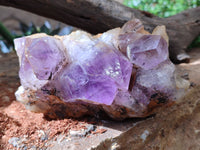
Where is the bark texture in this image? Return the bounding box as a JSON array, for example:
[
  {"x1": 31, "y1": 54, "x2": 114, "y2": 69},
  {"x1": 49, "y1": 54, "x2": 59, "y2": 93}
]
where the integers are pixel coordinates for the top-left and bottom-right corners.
[{"x1": 0, "y1": 0, "x2": 200, "y2": 63}]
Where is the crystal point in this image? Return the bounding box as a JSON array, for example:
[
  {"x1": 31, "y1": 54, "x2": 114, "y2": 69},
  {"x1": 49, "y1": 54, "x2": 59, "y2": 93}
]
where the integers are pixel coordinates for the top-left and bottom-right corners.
[
  {"x1": 127, "y1": 34, "x2": 168, "y2": 70},
  {"x1": 14, "y1": 19, "x2": 188, "y2": 120}
]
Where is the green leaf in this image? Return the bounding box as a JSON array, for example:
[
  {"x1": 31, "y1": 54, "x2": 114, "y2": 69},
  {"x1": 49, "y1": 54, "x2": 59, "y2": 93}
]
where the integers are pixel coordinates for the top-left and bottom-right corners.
[
  {"x1": 40, "y1": 24, "x2": 50, "y2": 34},
  {"x1": 19, "y1": 22, "x2": 29, "y2": 34},
  {"x1": 188, "y1": 36, "x2": 200, "y2": 48},
  {"x1": 0, "y1": 22, "x2": 14, "y2": 45},
  {"x1": 25, "y1": 23, "x2": 37, "y2": 35},
  {"x1": 49, "y1": 27, "x2": 61, "y2": 35},
  {"x1": 123, "y1": 0, "x2": 200, "y2": 18}
]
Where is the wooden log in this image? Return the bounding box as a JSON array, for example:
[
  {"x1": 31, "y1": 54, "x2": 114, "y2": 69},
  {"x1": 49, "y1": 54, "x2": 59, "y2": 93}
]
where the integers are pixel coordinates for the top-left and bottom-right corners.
[{"x1": 0, "y1": 0, "x2": 200, "y2": 63}]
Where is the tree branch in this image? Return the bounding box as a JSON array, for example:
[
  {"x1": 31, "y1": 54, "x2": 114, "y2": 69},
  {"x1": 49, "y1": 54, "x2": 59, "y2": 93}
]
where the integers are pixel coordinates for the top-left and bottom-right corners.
[{"x1": 0, "y1": 0, "x2": 199, "y2": 63}]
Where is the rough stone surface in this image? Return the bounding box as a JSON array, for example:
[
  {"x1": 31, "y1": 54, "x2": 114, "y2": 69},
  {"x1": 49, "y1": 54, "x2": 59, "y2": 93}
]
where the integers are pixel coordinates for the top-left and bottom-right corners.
[{"x1": 93, "y1": 85, "x2": 200, "y2": 150}]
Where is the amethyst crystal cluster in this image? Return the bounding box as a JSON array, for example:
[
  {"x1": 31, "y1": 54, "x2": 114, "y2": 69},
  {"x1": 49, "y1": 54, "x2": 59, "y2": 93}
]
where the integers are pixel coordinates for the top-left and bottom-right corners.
[{"x1": 14, "y1": 19, "x2": 189, "y2": 120}]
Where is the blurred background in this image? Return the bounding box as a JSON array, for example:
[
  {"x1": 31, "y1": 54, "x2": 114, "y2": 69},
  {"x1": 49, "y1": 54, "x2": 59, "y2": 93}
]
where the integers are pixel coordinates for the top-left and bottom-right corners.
[
  {"x1": 124, "y1": 0, "x2": 200, "y2": 17},
  {"x1": 0, "y1": 0, "x2": 199, "y2": 53}
]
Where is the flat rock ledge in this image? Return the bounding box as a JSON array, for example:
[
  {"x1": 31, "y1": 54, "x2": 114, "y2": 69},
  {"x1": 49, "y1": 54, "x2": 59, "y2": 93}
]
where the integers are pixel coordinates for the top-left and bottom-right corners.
[
  {"x1": 93, "y1": 85, "x2": 200, "y2": 150},
  {"x1": 1, "y1": 48, "x2": 200, "y2": 149}
]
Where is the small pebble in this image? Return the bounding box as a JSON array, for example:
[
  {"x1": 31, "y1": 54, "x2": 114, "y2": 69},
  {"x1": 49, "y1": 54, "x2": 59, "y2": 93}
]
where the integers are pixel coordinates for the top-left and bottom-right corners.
[
  {"x1": 9, "y1": 137, "x2": 20, "y2": 148},
  {"x1": 140, "y1": 130, "x2": 149, "y2": 142},
  {"x1": 69, "y1": 129, "x2": 86, "y2": 137},
  {"x1": 69, "y1": 124, "x2": 95, "y2": 137}
]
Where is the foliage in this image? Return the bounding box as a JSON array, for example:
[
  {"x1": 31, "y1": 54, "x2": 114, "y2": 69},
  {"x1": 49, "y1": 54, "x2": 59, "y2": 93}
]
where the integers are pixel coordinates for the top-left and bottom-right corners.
[
  {"x1": 123, "y1": 0, "x2": 200, "y2": 48},
  {"x1": 19, "y1": 21, "x2": 60, "y2": 37},
  {"x1": 0, "y1": 22, "x2": 14, "y2": 45},
  {"x1": 0, "y1": 21, "x2": 60, "y2": 52},
  {"x1": 123, "y1": 0, "x2": 200, "y2": 18},
  {"x1": 188, "y1": 36, "x2": 200, "y2": 48}
]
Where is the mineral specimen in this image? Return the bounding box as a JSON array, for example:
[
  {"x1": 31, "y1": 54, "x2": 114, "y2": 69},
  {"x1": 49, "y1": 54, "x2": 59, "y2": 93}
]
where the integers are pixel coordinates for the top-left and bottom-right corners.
[{"x1": 14, "y1": 19, "x2": 189, "y2": 120}]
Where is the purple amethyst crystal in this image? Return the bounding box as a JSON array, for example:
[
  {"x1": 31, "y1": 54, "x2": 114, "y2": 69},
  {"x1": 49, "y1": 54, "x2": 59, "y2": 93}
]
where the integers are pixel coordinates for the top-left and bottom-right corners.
[
  {"x1": 131, "y1": 60, "x2": 176, "y2": 106},
  {"x1": 52, "y1": 31, "x2": 132, "y2": 105},
  {"x1": 127, "y1": 35, "x2": 168, "y2": 70},
  {"x1": 118, "y1": 33, "x2": 168, "y2": 70},
  {"x1": 15, "y1": 34, "x2": 67, "y2": 90},
  {"x1": 14, "y1": 20, "x2": 189, "y2": 120},
  {"x1": 26, "y1": 37, "x2": 66, "y2": 80}
]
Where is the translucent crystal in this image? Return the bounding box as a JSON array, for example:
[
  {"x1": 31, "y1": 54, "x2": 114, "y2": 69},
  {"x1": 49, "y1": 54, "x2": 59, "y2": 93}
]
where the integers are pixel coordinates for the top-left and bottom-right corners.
[
  {"x1": 152, "y1": 25, "x2": 169, "y2": 46},
  {"x1": 127, "y1": 35, "x2": 168, "y2": 70},
  {"x1": 53, "y1": 31, "x2": 132, "y2": 105},
  {"x1": 14, "y1": 34, "x2": 67, "y2": 90},
  {"x1": 131, "y1": 60, "x2": 176, "y2": 105},
  {"x1": 14, "y1": 19, "x2": 188, "y2": 120}
]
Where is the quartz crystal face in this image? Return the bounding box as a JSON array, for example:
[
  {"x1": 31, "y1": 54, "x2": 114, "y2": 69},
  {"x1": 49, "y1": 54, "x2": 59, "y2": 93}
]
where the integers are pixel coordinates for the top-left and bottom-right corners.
[
  {"x1": 14, "y1": 35, "x2": 66, "y2": 90},
  {"x1": 53, "y1": 43, "x2": 133, "y2": 105},
  {"x1": 127, "y1": 35, "x2": 168, "y2": 70},
  {"x1": 131, "y1": 60, "x2": 176, "y2": 106},
  {"x1": 26, "y1": 38, "x2": 64, "y2": 80},
  {"x1": 14, "y1": 19, "x2": 188, "y2": 120}
]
